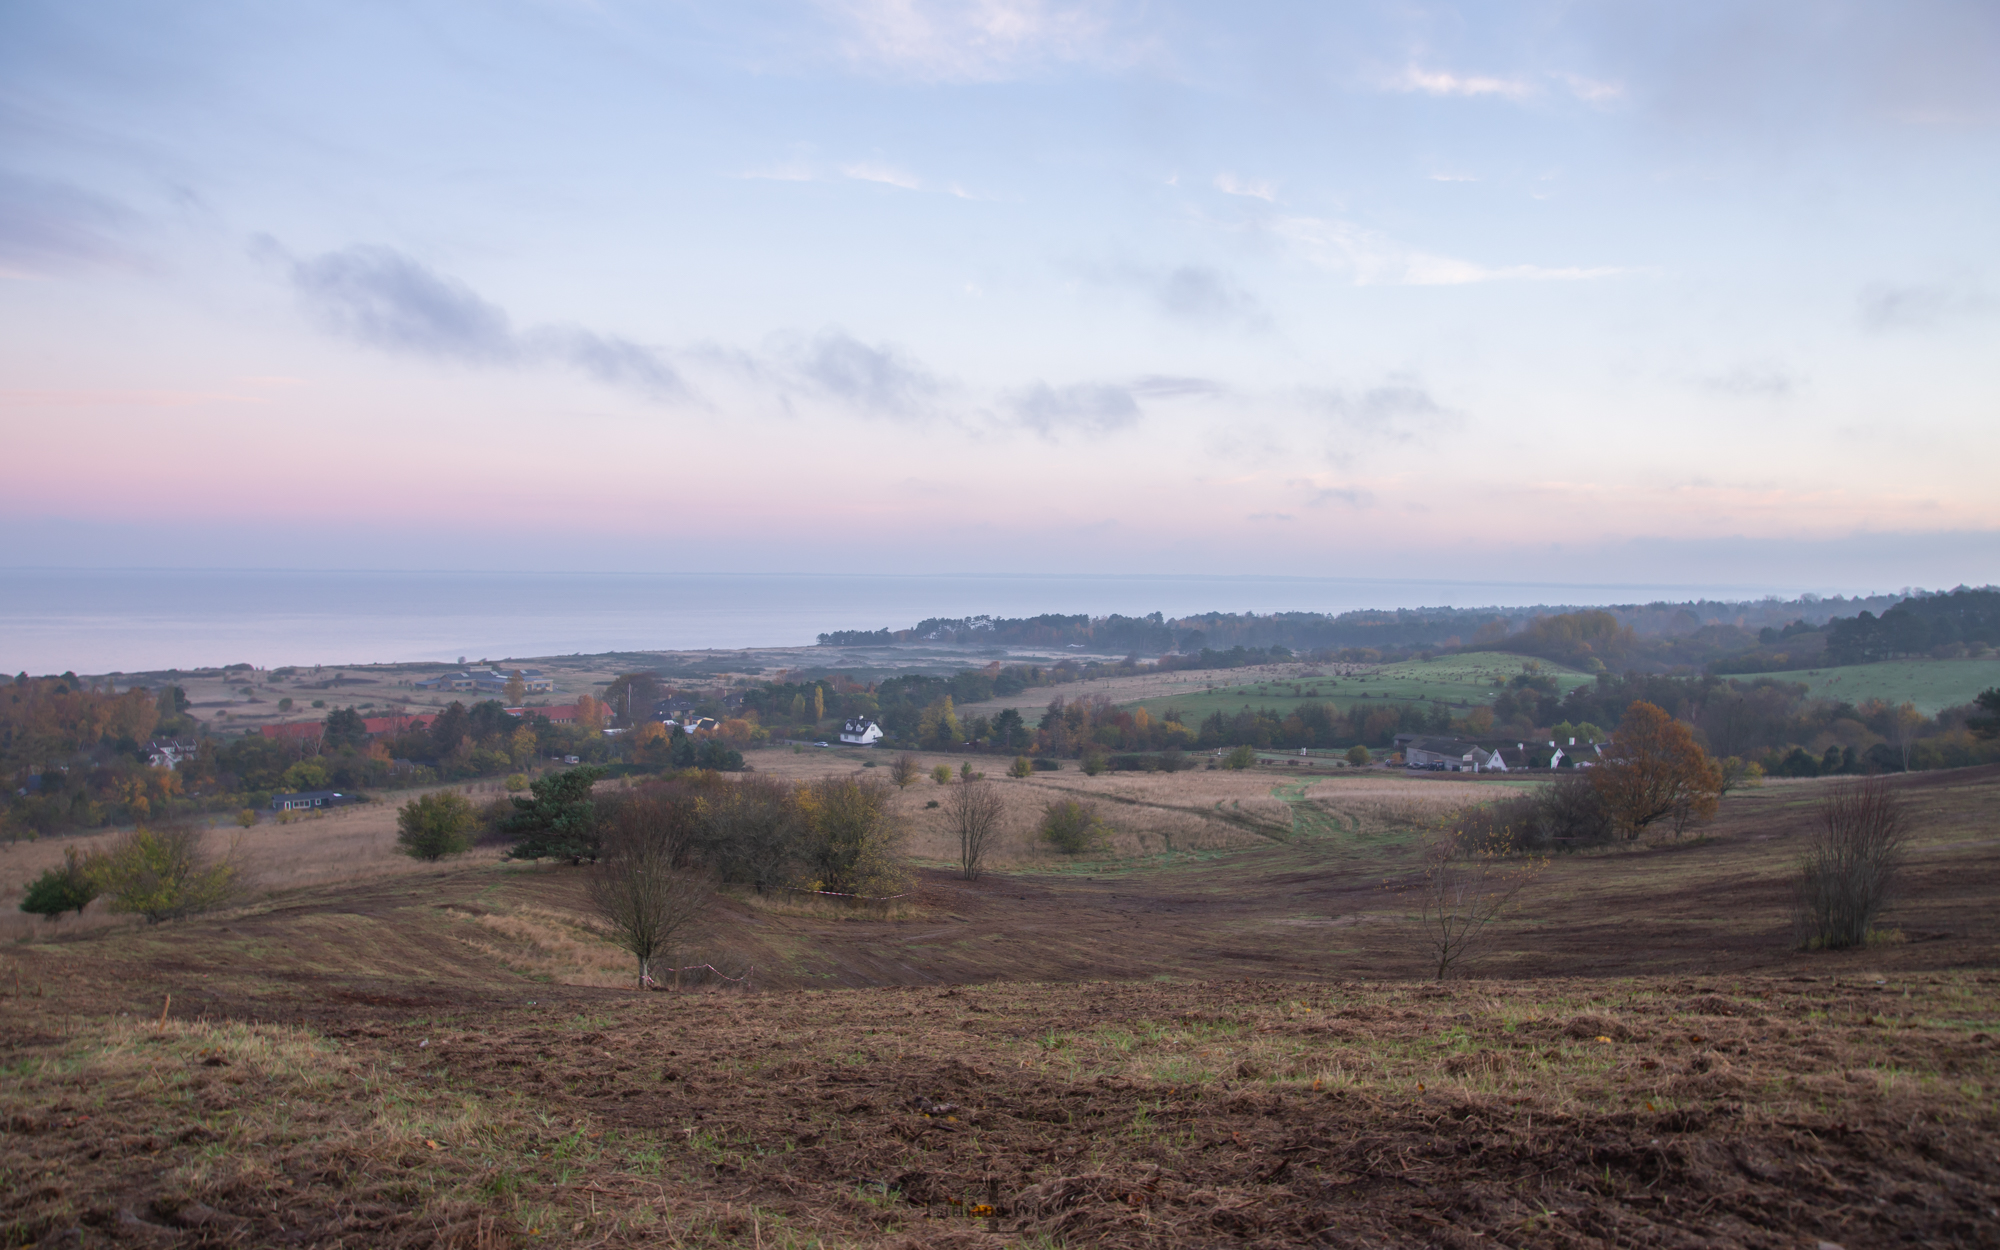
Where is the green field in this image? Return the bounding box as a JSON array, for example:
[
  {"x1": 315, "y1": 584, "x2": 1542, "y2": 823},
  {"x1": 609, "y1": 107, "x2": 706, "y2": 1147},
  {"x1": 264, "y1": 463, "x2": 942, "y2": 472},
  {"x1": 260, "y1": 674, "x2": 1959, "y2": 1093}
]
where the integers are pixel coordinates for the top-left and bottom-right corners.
[
  {"x1": 1128, "y1": 651, "x2": 1592, "y2": 721},
  {"x1": 1742, "y1": 657, "x2": 2000, "y2": 716}
]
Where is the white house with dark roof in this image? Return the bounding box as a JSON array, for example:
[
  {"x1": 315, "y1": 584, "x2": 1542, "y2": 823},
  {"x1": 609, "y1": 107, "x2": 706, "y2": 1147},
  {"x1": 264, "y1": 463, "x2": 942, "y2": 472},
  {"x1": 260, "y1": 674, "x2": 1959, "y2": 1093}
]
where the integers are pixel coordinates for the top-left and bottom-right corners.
[{"x1": 839, "y1": 718, "x2": 883, "y2": 745}]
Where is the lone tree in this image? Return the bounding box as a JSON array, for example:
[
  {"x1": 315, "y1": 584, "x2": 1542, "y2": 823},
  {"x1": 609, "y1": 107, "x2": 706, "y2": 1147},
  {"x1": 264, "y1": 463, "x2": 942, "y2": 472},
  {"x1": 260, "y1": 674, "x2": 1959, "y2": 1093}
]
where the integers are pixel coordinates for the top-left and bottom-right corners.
[
  {"x1": 97, "y1": 823, "x2": 238, "y2": 924},
  {"x1": 504, "y1": 765, "x2": 607, "y2": 863},
  {"x1": 1590, "y1": 701, "x2": 1722, "y2": 840},
  {"x1": 20, "y1": 848, "x2": 99, "y2": 922},
  {"x1": 888, "y1": 753, "x2": 920, "y2": 789},
  {"x1": 1039, "y1": 798, "x2": 1107, "y2": 855},
  {"x1": 588, "y1": 793, "x2": 713, "y2": 988},
  {"x1": 945, "y1": 780, "x2": 1006, "y2": 881},
  {"x1": 396, "y1": 791, "x2": 476, "y2": 862},
  {"x1": 1795, "y1": 778, "x2": 1910, "y2": 949},
  {"x1": 1399, "y1": 833, "x2": 1544, "y2": 980}
]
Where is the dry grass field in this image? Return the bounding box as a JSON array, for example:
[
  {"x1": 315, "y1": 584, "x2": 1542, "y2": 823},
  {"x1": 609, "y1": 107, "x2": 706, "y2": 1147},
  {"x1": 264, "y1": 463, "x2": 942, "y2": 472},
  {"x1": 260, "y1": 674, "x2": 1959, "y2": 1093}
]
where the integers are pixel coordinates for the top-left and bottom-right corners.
[{"x1": 4, "y1": 760, "x2": 1999, "y2": 1246}]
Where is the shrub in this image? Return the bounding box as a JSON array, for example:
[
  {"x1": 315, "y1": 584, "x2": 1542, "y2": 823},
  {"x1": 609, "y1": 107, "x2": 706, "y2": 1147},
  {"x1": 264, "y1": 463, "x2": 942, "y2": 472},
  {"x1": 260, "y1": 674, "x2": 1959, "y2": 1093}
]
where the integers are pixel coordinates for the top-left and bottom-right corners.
[
  {"x1": 20, "y1": 848, "x2": 99, "y2": 921},
  {"x1": 931, "y1": 763, "x2": 953, "y2": 785},
  {"x1": 235, "y1": 808, "x2": 258, "y2": 828},
  {"x1": 1534, "y1": 773, "x2": 1614, "y2": 848},
  {"x1": 97, "y1": 824, "x2": 238, "y2": 924},
  {"x1": 1040, "y1": 799, "x2": 1107, "y2": 855},
  {"x1": 1223, "y1": 745, "x2": 1256, "y2": 770},
  {"x1": 396, "y1": 791, "x2": 476, "y2": 861},
  {"x1": 1031, "y1": 758, "x2": 1060, "y2": 772},
  {"x1": 889, "y1": 753, "x2": 920, "y2": 789},
  {"x1": 1159, "y1": 748, "x2": 1186, "y2": 773},
  {"x1": 1447, "y1": 794, "x2": 1547, "y2": 855},
  {"x1": 504, "y1": 772, "x2": 530, "y2": 792},
  {"x1": 795, "y1": 776, "x2": 906, "y2": 896},
  {"x1": 1080, "y1": 750, "x2": 1107, "y2": 777},
  {"x1": 1009, "y1": 755, "x2": 1033, "y2": 779},
  {"x1": 1345, "y1": 744, "x2": 1371, "y2": 767},
  {"x1": 945, "y1": 781, "x2": 1006, "y2": 881},
  {"x1": 1795, "y1": 779, "x2": 1910, "y2": 950}
]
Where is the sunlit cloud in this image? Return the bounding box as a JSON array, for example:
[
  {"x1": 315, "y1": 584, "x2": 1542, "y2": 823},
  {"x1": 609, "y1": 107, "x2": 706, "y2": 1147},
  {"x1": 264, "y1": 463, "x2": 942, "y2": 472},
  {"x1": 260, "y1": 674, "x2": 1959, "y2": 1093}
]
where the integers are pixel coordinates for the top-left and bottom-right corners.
[
  {"x1": 1267, "y1": 216, "x2": 1626, "y2": 286},
  {"x1": 1392, "y1": 65, "x2": 1535, "y2": 100},
  {"x1": 817, "y1": 0, "x2": 1118, "y2": 82},
  {"x1": 1214, "y1": 173, "x2": 1277, "y2": 201},
  {"x1": 841, "y1": 161, "x2": 925, "y2": 190}
]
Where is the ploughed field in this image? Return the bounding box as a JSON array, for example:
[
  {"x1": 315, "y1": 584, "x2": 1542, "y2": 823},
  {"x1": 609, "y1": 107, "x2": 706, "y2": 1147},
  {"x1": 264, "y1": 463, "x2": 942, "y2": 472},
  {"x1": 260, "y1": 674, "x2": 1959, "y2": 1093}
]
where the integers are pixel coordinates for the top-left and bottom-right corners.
[{"x1": 4, "y1": 766, "x2": 1999, "y2": 1246}]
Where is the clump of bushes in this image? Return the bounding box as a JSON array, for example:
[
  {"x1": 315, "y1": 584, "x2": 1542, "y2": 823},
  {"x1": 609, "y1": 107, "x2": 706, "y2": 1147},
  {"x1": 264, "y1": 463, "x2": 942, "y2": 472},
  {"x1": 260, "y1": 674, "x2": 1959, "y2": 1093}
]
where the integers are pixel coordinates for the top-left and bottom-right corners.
[
  {"x1": 1795, "y1": 779, "x2": 1909, "y2": 949},
  {"x1": 1040, "y1": 798, "x2": 1108, "y2": 855},
  {"x1": 1447, "y1": 774, "x2": 1612, "y2": 854}
]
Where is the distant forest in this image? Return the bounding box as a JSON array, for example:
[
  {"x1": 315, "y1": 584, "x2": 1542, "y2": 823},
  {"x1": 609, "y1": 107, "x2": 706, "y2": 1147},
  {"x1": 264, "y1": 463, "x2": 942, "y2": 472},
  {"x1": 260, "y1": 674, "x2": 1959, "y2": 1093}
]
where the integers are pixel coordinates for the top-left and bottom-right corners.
[{"x1": 817, "y1": 589, "x2": 2000, "y2": 678}]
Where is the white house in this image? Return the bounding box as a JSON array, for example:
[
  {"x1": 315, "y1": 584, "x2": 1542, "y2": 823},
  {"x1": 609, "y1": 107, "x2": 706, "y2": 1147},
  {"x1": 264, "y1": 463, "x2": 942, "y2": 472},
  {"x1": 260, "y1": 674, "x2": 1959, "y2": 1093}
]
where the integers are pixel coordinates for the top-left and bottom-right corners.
[
  {"x1": 1549, "y1": 738, "x2": 1605, "y2": 769},
  {"x1": 839, "y1": 718, "x2": 883, "y2": 746},
  {"x1": 1404, "y1": 736, "x2": 1484, "y2": 770}
]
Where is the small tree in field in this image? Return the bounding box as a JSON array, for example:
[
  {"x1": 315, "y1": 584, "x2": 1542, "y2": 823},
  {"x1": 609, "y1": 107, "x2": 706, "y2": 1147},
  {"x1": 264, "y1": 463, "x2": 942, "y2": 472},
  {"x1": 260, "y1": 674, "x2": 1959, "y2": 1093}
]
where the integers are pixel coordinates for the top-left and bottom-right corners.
[
  {"x1": 1345, "y1": 744, "x2": 1371, "y2": 767},
  {"x1": 1590, "y1": 701, "x2": 1722, "y2": 840},
  {"x1": 588, "y1": 794, "x2": 712, "y2": 987},
  {"x1": 20, "y1": 848, "x2": 99, "y2": 922},
  {"x1": 1008, "y1": 755, "x2": 1033, "y2": 779},
  {"x1": 1397, "y1": 833, "x2": 1544, "y2": 980},
  {"x1": 1795, "y1": 778, "x2": 1910, "y2": 950},
  {"x1": 946, "y1": 780, "x2": 1006, "y2": 881},
  {"x1": 931, "y1": 763, "x2": 953, "y2": 786},
  {"x1": 98, "y1": 824, "x2": 238, "y2": 924},
  {"x1": 889, "y1": 753, "x2": 920, "y2": 789},
  {"x1": 397, "y1": 791, "x2": 476, "y2": 861}
]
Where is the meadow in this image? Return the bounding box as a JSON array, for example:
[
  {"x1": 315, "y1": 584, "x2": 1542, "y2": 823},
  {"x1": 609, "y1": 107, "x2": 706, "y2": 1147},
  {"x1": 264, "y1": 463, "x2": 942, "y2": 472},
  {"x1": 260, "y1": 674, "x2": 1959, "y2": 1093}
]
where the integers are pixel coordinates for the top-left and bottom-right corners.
[
  {"x1": 1741, "y1": 656, "x2": 2000, "y2": 715},
  {"x1": 5, "y1": 752, "x2": 1998, "y2": 1246},
  {"x1": 1120, "y1": 651, "x2": 1593, "y2": 724}
]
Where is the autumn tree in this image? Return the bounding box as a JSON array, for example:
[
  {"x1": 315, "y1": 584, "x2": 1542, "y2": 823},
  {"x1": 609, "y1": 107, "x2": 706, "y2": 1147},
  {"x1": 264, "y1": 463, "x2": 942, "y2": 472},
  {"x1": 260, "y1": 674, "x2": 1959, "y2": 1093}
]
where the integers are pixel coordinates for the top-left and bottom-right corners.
[
  {"x1": 97, "y1": 824, "x2": 238, "y2": 924},
  {"x1": 505, "y1": 670, "x2": 527, "y2": 705},
  {"x1": 396, "y1": 791, "x2": 476, "y2": 861},
  {"x1": 1589, "y1": 701, "x2": 1722, "y2": 840},
  {"x1": 793, "y1": 776, "x2": 905, "y2": 896},
  {"x1": 945, "y1": 780, "x2": 1006, "y2": 881}
]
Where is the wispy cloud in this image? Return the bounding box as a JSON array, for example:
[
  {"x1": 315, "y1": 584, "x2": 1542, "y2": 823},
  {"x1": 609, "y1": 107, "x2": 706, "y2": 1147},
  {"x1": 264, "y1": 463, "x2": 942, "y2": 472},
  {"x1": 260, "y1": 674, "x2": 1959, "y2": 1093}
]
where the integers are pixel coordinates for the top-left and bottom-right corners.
[
  {"x1": 1267, "y1": 216, "x2": 1625, "y2": 286},
  {"x1": 840, "y1": 161, "x2": 925, "y2": 190},
  {"x1": 817, "y1": 0, "x2": 1119, "y2": 83},
  {"x1": 0, "y1": 173, "x2": 143, "y2": 275},
  {"x1": 789, "y1": 329, "x2": 944, "y2": 419},
  {"x1": 1005, "y1": 381, "x2": 1141, "y2": 436},
  {"x1": 269, "y1": 241, "x2": 687, "y2": 399},
  {"x1": 1392, "y1": 65, "x2": 1535, "y2": 100},
  {"x1": 1699, "y1": 364, "x2": 1796, "y2": 398},
  {"x1": 1859, "y1": 280, "x2": 1992, "y2": 331},
  {"x1": 1129, "y1": 375, "x2": 1227, "y2": 399},
  {"x1": 1214, "y1": 173, "x2": 1277, "y2": 201},
  {"x1": 1081, "y1": 262, "x2": 1267, "y2": 328}
]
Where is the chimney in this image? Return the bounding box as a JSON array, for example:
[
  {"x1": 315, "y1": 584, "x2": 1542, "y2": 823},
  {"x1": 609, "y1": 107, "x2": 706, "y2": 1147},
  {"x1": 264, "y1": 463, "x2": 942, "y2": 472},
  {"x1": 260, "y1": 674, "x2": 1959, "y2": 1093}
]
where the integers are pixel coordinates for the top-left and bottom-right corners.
[{"x1": 1569, "y1": 737, "x2": 1576, "y2": 746}]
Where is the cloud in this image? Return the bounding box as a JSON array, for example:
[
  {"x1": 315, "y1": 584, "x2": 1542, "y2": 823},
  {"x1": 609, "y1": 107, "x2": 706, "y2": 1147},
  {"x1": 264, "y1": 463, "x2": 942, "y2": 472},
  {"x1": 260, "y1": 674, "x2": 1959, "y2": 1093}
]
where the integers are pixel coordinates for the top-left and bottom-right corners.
[
  {"x1": 817, "y1": 0, "x2": 1118, "y2": 82},
  {"x1": 1306, "y1": 385, "x2": 1456, "y2": 448},
  {"x1": 1082, "y1": 262, "x2": 1267, "y2": 327},
  {"x1": 840, "y1": 161, "x2": 924, "y2": 190},
  {"x1": 0, "y1": 173, "x2": 141, "y2": 275},
  {"x1": 1266, "y1": 215, "x2": 1626, "y2": 286},
  {"x1": 274, "y1": 241, "x2": 686, "y2": 398},
  {"x1": 1391, "y1": 65, "x2": 1535, "y2": 100},
  {"x1": 1286, "y1": 477, "x2": 1374, "y2": 508},
  {"x1": 1700, "y1": 364, "x2": 1795, "y2": 398},
  {"x1": 1005, "y1": 381, "x2": 1141, "y2": 436},
  {"x1": 791, "y1": 330, "x2": 944, "y2": 418},
  {"x1": 1129, "y1": 375, "x2": 1227, "y2": 399},
  {"x1": 1214, "y1": 173, "x2": 1277, "y2": 201},
  {"x1": 284, "y1": 244, "x2": 515, "y2": 361},
  {"x1": 1859, "y1": 280, "x2": 1992, "y2": 330}
]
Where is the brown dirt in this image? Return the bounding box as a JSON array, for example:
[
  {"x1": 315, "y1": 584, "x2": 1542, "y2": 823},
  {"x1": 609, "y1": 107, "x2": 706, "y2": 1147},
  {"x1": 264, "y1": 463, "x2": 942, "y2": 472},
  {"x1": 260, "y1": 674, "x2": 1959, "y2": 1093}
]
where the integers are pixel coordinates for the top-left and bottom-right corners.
[{"x1": 3, "y1": 765, "x2": 1998, "y2": 1246}]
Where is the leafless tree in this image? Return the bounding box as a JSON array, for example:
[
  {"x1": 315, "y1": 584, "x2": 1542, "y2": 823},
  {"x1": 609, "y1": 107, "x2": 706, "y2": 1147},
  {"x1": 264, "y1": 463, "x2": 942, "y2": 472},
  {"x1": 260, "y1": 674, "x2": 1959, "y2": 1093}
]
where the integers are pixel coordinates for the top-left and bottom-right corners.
[
  {"x1": 1398, "y1": 835, "x2": 1543, "y2": 981},
  {"x1": 888, "y1": 752, "x2": 920, "y2": 790},
  {"x1": 1795, "y1": 778, "x2": 1911, "y2": 950},
  {"x1": 587, "y1": 795, "x2": 713, "y2": 987},
  {"x1": 945, "y1": 781, "x2": 1006, "y2": 881}
]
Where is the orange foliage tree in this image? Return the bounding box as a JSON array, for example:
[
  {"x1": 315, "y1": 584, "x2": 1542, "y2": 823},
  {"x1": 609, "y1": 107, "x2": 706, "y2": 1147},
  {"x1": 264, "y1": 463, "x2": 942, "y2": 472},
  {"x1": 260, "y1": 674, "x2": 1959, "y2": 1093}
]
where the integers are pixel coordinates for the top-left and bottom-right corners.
[{"x1": 1590, "y1": 701, "x2": 1722, "y2": 840}]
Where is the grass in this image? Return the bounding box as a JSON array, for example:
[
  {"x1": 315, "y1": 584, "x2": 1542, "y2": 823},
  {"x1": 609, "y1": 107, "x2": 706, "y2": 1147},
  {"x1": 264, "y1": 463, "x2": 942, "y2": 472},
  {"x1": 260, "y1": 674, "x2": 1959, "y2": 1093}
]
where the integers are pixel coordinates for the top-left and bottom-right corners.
[
  {"x1": 1739, "y1": 655, "x2": 2000, "y2": 715},
  {"x1": 1126, "y1": 650, "x2": 1591, "y2": 722}
]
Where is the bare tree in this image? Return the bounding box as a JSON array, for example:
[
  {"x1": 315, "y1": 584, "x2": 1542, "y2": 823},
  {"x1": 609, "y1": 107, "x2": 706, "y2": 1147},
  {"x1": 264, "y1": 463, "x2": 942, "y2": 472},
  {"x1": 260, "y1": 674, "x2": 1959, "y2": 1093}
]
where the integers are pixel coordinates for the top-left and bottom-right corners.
[
  {"x1": 588, "y1": 795, "x2": 713, "y2": 987},
  {"x1": 945, "y1": 781, "x2": 1006, "y2": 881},
  {"x1": 1795, "y1": 778, "x2": 1910, "y2": 950},
  {"x1": 888, "y1": 752, "x2": 920, "y2": 790},
  {"x1": 1398, "y1": 835, "x2": 1543, "y2": 980}
]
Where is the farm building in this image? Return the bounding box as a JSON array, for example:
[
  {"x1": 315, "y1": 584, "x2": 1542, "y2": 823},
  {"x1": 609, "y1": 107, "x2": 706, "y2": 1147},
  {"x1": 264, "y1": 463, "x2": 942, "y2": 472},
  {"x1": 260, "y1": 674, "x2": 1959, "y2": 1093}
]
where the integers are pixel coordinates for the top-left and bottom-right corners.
[{"x1": 1403, "y1": 737, "x2": 1489, "y2": 771}]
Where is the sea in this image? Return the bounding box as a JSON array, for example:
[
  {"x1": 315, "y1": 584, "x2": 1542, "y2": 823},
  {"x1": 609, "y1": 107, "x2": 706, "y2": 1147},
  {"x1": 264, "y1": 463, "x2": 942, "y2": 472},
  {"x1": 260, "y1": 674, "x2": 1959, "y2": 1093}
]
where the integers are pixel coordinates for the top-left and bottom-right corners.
[{"x1": 0, "y1": 568, "x2": 1798, "y2": 676}]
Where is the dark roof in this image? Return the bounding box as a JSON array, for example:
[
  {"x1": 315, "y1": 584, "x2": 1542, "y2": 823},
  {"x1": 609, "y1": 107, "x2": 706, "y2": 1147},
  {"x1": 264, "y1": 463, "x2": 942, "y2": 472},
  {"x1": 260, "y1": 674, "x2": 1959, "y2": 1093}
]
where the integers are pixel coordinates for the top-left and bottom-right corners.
[
  {"x1": 1405, "y1": 737, "x2": 1480, "y2": 757},
  {"x1": 271, "y1": 790, "x2": 351, "y2": 801}
]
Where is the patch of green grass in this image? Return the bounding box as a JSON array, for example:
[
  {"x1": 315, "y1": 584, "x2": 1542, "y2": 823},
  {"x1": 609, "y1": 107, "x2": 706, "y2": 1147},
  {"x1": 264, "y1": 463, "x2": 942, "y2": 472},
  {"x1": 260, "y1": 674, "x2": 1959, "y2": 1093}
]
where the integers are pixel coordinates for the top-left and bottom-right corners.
[
  {"x1": 1740, "y1": 657, "x2": 2000, "y2": 716},
  {"x1": 1126, "y1": 651, "x2": 1590, "y2": 722}
]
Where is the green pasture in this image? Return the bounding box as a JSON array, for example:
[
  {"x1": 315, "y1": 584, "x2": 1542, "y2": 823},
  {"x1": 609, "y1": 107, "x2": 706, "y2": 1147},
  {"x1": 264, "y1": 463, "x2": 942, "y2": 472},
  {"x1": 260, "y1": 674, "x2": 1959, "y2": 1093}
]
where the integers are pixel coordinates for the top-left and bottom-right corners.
[
  {"x1": 1741, "y1": 657, "x2": 2000, "y2": 716},
  {"x1": 1126, "y1": 651, "x2": 1591, "y2": 721}
]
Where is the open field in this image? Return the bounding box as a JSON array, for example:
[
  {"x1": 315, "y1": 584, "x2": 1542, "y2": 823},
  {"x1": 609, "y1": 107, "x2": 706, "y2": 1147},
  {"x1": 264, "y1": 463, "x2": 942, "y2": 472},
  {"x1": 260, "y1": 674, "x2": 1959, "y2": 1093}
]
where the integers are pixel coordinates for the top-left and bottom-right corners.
[
  {"x1": 4, "y1": 762, "x2": 1999, "y2": 1245},
  {"x1": 1121, "y1": 652, "x2": 1591, "y2": 724},
  {"x1": 1744, "y1": 657, "x2": 2000, "y2": 716}
]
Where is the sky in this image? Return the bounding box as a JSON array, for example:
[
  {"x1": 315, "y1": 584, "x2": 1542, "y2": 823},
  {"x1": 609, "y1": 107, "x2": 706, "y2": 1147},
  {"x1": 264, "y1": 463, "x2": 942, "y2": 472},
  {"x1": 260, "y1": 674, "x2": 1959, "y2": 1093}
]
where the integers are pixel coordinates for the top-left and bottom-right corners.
[{"x1": 2, "y1": 0, "x2": 1997, "y2": 593}]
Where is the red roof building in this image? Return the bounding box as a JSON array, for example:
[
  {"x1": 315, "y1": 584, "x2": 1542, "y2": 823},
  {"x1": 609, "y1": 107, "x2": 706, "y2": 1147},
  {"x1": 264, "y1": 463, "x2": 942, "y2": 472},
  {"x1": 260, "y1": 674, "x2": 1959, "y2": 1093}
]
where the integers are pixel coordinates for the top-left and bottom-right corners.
[
  {"x1": 259, "y1": 721, "x2": 324, "y2": 742},
  {"x1": 363, "y1": 713, "x2": 436, "y2": 736}
]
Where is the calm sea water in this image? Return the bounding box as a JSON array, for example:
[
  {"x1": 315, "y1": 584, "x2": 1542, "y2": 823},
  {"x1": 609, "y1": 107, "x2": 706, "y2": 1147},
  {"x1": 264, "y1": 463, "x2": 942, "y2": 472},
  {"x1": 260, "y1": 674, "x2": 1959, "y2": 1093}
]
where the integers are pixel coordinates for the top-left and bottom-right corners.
[{"x1": 0, "y1": 568, "x2": 1787, "y2": 675}]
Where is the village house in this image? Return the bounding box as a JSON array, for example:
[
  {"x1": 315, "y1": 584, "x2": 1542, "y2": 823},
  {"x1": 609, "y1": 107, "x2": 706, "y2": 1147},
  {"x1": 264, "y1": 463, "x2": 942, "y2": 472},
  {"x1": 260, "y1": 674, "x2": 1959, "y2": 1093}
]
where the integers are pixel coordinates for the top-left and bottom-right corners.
[
  {"x1": 1402, "y1": 736, "x2": 1490, "y2": 771},
  {"x1": 839, "y1": 717, "x2": 884, "y2": 746},
  {"x1": 1549, "y1": 738, "x2": 1607, "y2": 769}
]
